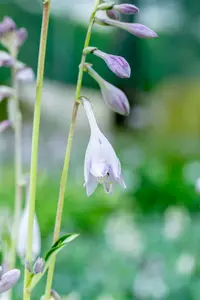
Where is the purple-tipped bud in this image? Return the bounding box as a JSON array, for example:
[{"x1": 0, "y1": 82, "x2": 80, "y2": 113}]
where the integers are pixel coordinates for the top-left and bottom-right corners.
[
  {"x1": 0, "y1": 120, "x2": 10, "y2": 133},
  {"x1": 113, "y1": 4, "x2": 139, "y2": 15},
  {"x1": 97, "y1": 18, "x2": 158, "y2": 39},
  {"x1": 0, "y1": 17, "x2": 16, "y2": 38},
  {"x1": 16, "y1": 27, "x2": 27, "y2": 47},
  {"x1": 0, "y1": 51, "x2": 14, "y2": 67},
  {"x1": 33, "y1": 257, "x2": 45, "y2": 274},
  {"x1": 0, "y1": 86, "x2": 14, "y2": 102},
  {"x1": 106, "y1": 10, "x2": 120, "y2": 20},
  {"x1": 16, "y1": 67, "x2": 35, "y2": 82},
  {"x1": 87, "y1": 67, "x2": 130, "y2": 116},
  {"x1": 93, "y1": 49, "x2": 131, "y2": 78},
  {"x1": 0, "y1": 269, "x2": 20, "y2": 294}
]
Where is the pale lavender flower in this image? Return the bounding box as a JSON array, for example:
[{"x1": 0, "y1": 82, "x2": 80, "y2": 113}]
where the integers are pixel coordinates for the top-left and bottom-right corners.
[
  {"x1": 113, "y1": 4, "x2": 139, "y2": 15},
  {"x1": 0, "y1": 269, "x2": 20, "y2": 294},
  {"x1": 93, "y1": 49, "x2": 131, "y2": 78},
  {"x1": 16, "y1": 62, "x2": 35, "y2": 82},
  {"x1": 82, "y1": 98, "x2": 126, "y2": 196},
  {"x1": 106, "y1": 10, "x2": 120, "y2": 20},
  {"x1": 96, "y1": 18, "x2": 158, "y2": 39},
  {"x1": 0, "y1": 51, "x2": 13, "y2": 67},
  {"x1": 0, "y1": 121, "x2": 10, "y2": 133},
  {"x1": 87, "y1": 66, "x2": 130, "y2": 115},
  {"x1": 0, "y1": 86, "x2": 14, "y2": 102},
  {"x1": 0, "y1": 16, "x2": 27, "y2": 53}
]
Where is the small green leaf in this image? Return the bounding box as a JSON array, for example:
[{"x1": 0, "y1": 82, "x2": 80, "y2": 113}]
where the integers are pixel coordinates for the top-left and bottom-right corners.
[{"x1": 28, "y1": 233, "x2": 79, "y2": 291}]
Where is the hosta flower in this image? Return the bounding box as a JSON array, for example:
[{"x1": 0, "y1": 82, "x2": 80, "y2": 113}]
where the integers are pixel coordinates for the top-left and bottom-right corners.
[
  {"x1": 93, "y1": 49, "x2": 131, "y2": 78},
  {"x1": 0, "y1": 16, "x2": 27, "y2": 53},
  {"x1": 113, "y1": 4, "x2": 139, "y2": 14},
  {"x1": 82, "y1": 98, "x2": 126, "y2": 196},
  {"x1": 0, "y1": 268, "x2": 20, "y2": 294},
  {"x1": 96, "y1": 18, "x2": 158, "y2": 39},
  {"x1": 87, "y1": 66, "x2": 130, "y2": 115},
  {"x1": 0, "y1": 121, "x2": 10, "y2": 133},
  {"x1": 17, "y1": 185, "x2": 41, "y2": 261},
  {"x1": 33, "y1": 257, "x2": 45, "y2": 274}
]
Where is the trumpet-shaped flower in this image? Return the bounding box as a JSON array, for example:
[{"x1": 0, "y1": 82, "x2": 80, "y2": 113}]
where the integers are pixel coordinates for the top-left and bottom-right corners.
[
  {"x1": 82, "y1": 98, "x2": 126, "y2": 196},
  {"x1": 93, "y1": 49, "x2": 131, "y2": 78},
  {"x1": 96, "y1": 17, "x2": 158, "y2": 39},
  {"x1": 87, "y1": 66, "x2": 130, "y2": 115},
  {"x1": 0, "y1": 268, "x2": 20, "y2": 294}
]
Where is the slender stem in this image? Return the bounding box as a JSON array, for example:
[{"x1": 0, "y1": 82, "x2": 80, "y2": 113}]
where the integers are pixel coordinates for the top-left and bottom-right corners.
[
  {"x1": 44, "y1": 1, "x2": 100, "y2": 298},
  {"x1": 23, "y1": 1, "x2": 51, "y2": 299},
  {"x1": 9, "y1": 53, "x2": 23, "y2": 300}
]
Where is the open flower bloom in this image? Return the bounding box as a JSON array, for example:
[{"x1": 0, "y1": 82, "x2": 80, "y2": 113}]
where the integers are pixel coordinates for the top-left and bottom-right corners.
[
  {"x1": 93, "y1": 49, "x2": 131, "y2": 78},
  {"x1": 96, "y1": 17, "x2": 158, "y2": 39},
  {"x1": 87, "y1": 66, "x2": 130, "y2": 115},
  {"x1": 0, "y1": 16, "x2": 27, "y2": 53},
  {"x1": 0, "y1": 268, "x2": 20, "y2": 294},
  {"x1": 17, "y1": 184, "x2": 41, "y2": 261},
  {"x1": 82, "y1": 98, "x2": 126, "y2": 196}
]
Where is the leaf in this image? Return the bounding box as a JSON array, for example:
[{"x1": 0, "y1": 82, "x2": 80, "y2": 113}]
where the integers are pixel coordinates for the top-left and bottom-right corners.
[
  {"x1": 28, "y1": 233, "x2": 79, "y2": 291},
  {"x1": 44, "y1": 233, "x2": 79, "y2": 263}
]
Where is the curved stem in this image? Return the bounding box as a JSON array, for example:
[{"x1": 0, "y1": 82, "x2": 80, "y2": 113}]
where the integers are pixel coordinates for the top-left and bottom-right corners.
[
  {"x1": 23, "y1": 0, "x2": 51, "y2": 299},
  {"x1": 43, "y1": 1, "x2": 100, "y2": 298}
]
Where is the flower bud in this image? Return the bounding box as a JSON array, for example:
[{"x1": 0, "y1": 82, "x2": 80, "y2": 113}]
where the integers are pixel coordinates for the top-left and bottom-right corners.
[
  {"x1": 0, "y1": 269, "x2": 20, "y2": 294},
  {"x1": 33, "y1": 257, "x2": 45, "y2": 274},
  {"x1": 41, "y1": 289, "x2": 61, "y2": 300},
  {"x1": 96, "y1": 18, "x2": 158, "y2": 39},
  {"x1": 87, "y1": 67, "x2": 130, "y2": 115},
  {"x1": 16, "y1": 27, "x2": 27, "y2": 48},
  {"x1": 113, "y1": 4, "x2": 139, "y2": 14},
  {"x1": 17, "y1": 205, "x2": 41, "y2": 261},
  {"x1": 106, "y1": 10, "x2": 120, "y2": 20},
  {"x1": 0, "y1": 51, "x2": 13, "y2": 67},
  {"x1": 0, "y1": 121, "x2": 10, "y2": 133},
  {"x1": 0, "y1": 17, "x2": 16, "y2": 38},
  {"x1": 93, "y1": 49, "x2": 131, "y2": 78}
]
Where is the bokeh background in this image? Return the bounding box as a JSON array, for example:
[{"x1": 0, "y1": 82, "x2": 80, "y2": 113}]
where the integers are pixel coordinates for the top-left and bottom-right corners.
[{"x1": 1, "y1": 0, "x2": 200, "y2": 299}]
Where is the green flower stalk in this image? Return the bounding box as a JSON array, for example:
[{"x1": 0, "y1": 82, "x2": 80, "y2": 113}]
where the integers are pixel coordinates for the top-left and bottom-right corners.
[{"x1": 23, "y1": 0, "x2": 51, "y2": 299}]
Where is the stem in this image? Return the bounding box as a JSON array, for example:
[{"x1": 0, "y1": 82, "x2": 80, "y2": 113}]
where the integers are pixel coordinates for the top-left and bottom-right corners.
[
  {"x1": 44, "y1": 1, "x2": 100, "y2": 298},
  {"x1": 23, "y1": 1, "x2": 51, "y2": 299},
  {"x1": 9, "y1": 53, "x2": 23, "y2": 300}
]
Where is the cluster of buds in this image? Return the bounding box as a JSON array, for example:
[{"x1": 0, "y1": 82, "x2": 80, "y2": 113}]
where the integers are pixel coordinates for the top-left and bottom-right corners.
[
  {"x1": 0, "y1": 16, "x2": 34, "y2": 133},
  {"x1": 81, "y1": 1, "x2": 157, "y2": 196}
]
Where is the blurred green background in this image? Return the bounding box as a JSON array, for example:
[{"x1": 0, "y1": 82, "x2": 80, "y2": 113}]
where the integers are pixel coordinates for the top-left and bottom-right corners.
[{"x1": 1, "y1": 0, "x2": 200, "y2": 299}]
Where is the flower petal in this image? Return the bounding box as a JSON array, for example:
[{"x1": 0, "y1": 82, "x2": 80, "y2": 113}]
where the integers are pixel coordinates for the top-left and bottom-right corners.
[{"x1": 85, "y1": 173, "x2": 98, "y2": 197}]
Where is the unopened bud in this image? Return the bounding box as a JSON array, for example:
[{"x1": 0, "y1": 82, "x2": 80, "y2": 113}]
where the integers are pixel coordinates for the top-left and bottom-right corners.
[
  {"x1": 106, "y1": 10, "x2": 120, "y2": 20},
  {"x1": 33, "y1": 257, "x2": 45, "y2": 274},
  {"x1": 0, "y1": 269, "x2": 20, "y2": 294},
  {"x1": 16, "y1": 27, "x2": 27, "y2": 48},
  {"x1": 87, "y1": 66, "x2": 130, "y2": 115},
  {"x1": 96, "y1": 18, "x2": 158, "y2": 39},
  {"x1": 113, "y1": 4, "x2": 139, "y2": 15},
  {"x1": 93, "y1": 49, "x2": 131, "y2": 78}
]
